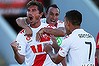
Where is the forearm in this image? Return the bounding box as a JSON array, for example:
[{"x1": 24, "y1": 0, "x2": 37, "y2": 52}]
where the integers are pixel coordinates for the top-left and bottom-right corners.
[
  {"x1": 44, "y1": 28, "x2": 65, "y2": 37},
  {"x1": 44, "y1": 44, "x2": 64, "y2": 64},
  {"x1": 48, "y1": 51, "x2": 64, "y2": 64},
  {"x1": 48, "y1": 51, "x2": 59, "y2": 64},
  {"x1": 14, "y1": 50, "x2": 25, "y2": 64},
  {"x1": 52, "y1": 43, "x2": 60, "y2": 53},
  {"x1": 51, "y1": 46, "x2": 66, "y2": 66},
  {"x1": 16, "y1": 17, "x2": 28, "y2": 29},
  {"x1": 61, "y1": 58, "x2": 67, "y2": 66}
]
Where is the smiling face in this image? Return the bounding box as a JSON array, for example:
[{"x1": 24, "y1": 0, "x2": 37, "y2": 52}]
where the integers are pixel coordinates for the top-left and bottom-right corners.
[
  {"x1": 45, "y1": 7, "x2": 59, "y2": 26},
  {"x1": 27, "y1": 5, "x2": 42, "y2": 26}
]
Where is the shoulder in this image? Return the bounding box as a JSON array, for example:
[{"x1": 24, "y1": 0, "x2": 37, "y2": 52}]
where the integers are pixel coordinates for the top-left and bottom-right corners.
[
  {"x1": 57, "y1": 20, "x2": 64, "y2": 24},
  {"x1": 17, "y1": 29, "x2": 25, "y2": 37},
  {"x1": 57, "y1": 20, "x2": 64, "y2": 27}
]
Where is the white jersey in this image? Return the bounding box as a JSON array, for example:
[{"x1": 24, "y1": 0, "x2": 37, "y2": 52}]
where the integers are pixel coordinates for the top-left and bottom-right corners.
[
  {"x1": 16, "y1": 22, "x2": 60, "y2": 66},
  {"x1": 41, "y1": 18, "x2": 65, "y2": 46},
  {"x1": 20, "y1": 17, "x2": 65, "y2": 46},
  {"x1": 40, "y1": 18, "x2": 64, "y2": 28},
  {"x1": 58, "y1": 29, "x2": 96, "y2": 66}
]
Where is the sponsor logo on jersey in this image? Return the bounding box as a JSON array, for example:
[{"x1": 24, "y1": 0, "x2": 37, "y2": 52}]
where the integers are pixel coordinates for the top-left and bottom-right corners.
[{"x1": 56, "y1": 37, "x2": 62, "y2": 46}]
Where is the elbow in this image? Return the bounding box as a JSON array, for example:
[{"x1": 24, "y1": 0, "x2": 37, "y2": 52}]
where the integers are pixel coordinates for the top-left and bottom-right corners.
[
  {"x1": 16, "y1": 18, "x2": 19, "y2": 23},
  {"x1": 51, "y1": 57, "x2": 61, "y2": 64},
  {"x1": 15, "y1": 56, "x2": 25, "y2": 64},
  {"x1": 55, "y1": 62, "x2": 60, "y2": 64},
  {"x1": 17, "y1": 60, "x2": 24, "y2": 64},
  {"x1": 18, "y1": 62, "x2": 23, "y2": 65},
  {"x1": 53, "y1": 60, "x2": 60, "y2": 64}
]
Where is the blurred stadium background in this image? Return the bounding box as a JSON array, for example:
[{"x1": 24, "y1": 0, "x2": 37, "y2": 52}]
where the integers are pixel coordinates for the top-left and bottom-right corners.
[{"x1": 0, "y1": 0, "x2": 99, "y2": 66}]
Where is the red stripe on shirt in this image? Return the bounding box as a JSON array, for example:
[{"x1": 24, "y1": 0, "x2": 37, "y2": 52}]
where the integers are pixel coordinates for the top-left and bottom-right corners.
[{"x1": 32, "y1": 54, "x2": 47, "y2": 66}]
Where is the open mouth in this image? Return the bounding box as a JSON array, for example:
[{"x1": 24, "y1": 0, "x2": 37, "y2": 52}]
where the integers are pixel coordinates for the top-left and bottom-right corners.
[
  {"x1": 29, "y1": 16, "x2": 33, "y2": 21},
  {"x1": 50, "y1": 19, "x2": 56, "y2": 23}
]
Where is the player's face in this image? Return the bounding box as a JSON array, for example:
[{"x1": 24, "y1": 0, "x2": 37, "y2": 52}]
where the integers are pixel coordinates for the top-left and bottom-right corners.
[
  {"x1": 27, "y1": 5, "x2": 41, "y2": 25},
  {"x1": 64, "y1": 17, "x2": 71, "y2": 35},
  {"x1": 46, "y1": 7, "x2": 59, "y2": 26}
]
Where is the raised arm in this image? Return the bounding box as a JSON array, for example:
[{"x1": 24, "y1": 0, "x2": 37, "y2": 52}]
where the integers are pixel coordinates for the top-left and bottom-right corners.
[
  {"x1": 16, "y1": 17, "x2": 32, "y2": 37},
  {"x1": 10, "y1": 41, "x2": 25, "y2": 64}
]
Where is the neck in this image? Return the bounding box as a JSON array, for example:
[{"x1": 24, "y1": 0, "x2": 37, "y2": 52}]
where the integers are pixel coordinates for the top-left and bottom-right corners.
[{"x1": 71, "y1": 26, "x2": 80, "y2": 32}]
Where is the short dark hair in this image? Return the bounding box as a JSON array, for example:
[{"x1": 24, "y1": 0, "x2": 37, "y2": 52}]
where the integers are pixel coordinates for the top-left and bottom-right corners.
[
  {"x1": 27, "y1": 1, "x2": 43, "y2": 13},
  {"x1": 46, "y1": 4, "x2": 60, "y2": 13},
  {"x1": 65, "y1": 10, "x2": 82, "y2": 26}
]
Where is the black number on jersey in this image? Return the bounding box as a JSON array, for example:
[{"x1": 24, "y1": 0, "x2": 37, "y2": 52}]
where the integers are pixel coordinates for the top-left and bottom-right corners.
[{"x1": 85, "y1": 42, "x2": 92, "y2": 61}]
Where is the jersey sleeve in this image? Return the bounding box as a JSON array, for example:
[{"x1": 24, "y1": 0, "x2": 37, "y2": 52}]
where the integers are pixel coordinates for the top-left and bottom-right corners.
[
  {"x1": 58, "y1": 37, "x2": 71, "y2": 57},
  {"x1": 96, "y1": 32, "x2": 99, "y2": 49},
  {"x1": 16, "y1": 29, "x2": 26, "y2": 55}
]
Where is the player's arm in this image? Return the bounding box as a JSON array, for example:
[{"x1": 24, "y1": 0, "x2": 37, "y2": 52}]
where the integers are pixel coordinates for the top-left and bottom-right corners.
[
  {"x1": 10, "y1": 41, "x2": 25, "y2": 64},
  {"x1": 43, "y1": 28, "x2": 65, "y2": 37},
  {"x1": 51, "y1": 35, "x2": 67, "y2": 66},
  {"x1": 16, "y1": 17, "x2": 32, "y2": 37},
  {"x1": 58, "y1": 27, "x2": 66, "y2": 34},
  {"x1": 44, "y1": 43, "x2": 65, "y2": 64},
  {"x1": 36, "y1": 28, "x2": 65, "y2": 41},
  {"x1": 16, "y1": 17, "x2": 29, "y2": 28},
  {"x1": 37, "y1": 27, "x2": 65, "y2": 37}
]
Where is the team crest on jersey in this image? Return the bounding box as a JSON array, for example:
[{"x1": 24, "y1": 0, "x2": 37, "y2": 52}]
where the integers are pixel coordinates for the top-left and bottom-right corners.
[{"x1": 26, "y1": 36, "x2": 32, "y2": 43}]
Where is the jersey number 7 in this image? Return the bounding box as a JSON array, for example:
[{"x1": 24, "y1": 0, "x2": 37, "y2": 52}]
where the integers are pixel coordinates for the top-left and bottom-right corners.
[{"x1": 85, "y1": 42, "x2": 92, "y2": 61}]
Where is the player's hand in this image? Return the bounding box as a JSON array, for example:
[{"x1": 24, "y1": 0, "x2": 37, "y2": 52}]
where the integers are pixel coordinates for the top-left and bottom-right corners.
[
  {"x1": 44, "y1": 43, "x2": 53, "y2": 54},
  {"x1": 36, "y1": 28, "x2": 44, "y2": 41},
  {"x1": 50, "y1": 35, "x2": 57, "y2": 48},
  {"x1": 24, "y1": 26, "x2": 32, "y2": 37},
  {"x1": 10, "y1": 41, "x2": 19, "y2": 52}
]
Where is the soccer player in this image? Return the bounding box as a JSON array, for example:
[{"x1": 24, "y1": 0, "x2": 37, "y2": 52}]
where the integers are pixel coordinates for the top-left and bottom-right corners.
[
  {"x1": 11, "y1": 1, "x2": 66, "y2": 66},
  {"x1": 16, "y1": 4, "x2": 65, "y2": 37},
  {"x1": 44, "y1": 10, "x2": 96, "y2": 66},
  {"x1": 95, "y1": 32, "x2": 99, "y2": 66},
  {"x1": 15, "y1": 4, "x2": 66, "y2": 66}
]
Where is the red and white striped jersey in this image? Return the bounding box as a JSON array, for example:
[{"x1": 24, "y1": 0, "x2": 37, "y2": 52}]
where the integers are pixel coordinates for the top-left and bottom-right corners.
[{"x1": 16, "y1": 22, "x2": 61, "y2": 66}]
